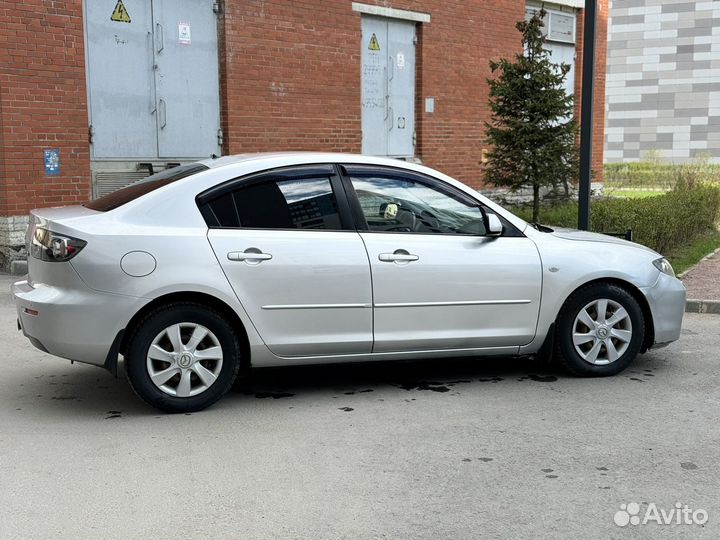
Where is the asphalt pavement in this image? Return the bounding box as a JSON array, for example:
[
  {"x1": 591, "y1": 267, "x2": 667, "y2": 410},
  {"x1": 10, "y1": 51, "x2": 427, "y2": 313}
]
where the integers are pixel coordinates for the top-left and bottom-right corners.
[{"x1": 1, "y1": 274, "x2": 719, "y2": 539}]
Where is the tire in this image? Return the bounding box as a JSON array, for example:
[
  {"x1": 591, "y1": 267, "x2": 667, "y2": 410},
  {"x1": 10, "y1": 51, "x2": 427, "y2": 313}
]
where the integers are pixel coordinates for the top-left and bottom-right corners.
[
  {"x1": 125, "y1": 302, "x2": 242, "y2": 413},
  {"x1": 554, "y1": 283, "x2": 645, "y2": 377}
]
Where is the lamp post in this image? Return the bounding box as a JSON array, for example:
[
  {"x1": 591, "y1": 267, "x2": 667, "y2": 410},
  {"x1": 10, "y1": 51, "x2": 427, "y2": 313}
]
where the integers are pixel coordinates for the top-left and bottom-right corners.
[{"x1": 578, "y1": 0, "x2": 597, "y2": 231}]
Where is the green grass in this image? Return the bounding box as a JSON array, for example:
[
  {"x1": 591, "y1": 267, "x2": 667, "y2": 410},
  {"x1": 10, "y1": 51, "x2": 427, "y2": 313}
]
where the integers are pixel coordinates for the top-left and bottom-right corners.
[
  {"x1": 604, "y1": 161, "x2": 720, "y2": 191},
  {"x1": 666, "y1": 229, "x2": 720, "y2": 276},
  {"x1": 606, "y1": 189, "x2": 666, "y2": 199}
]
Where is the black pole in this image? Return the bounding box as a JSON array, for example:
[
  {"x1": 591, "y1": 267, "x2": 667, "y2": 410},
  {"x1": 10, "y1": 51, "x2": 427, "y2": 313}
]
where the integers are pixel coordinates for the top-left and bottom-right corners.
[{"x1": 578, "y1": 0, "x2": 597, "y2": 231}]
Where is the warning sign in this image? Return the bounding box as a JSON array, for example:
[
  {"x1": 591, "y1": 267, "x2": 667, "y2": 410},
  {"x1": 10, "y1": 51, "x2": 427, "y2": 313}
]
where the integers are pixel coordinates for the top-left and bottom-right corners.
[
  {"x1": 111, "y1": 0, "x2": 131, "y2": 23},
  {"x1": 178, "y1": 22, "x2": 191, "y2": 44},
  {"x1": 368, "y1": 33, "x2": 381, "y2": 51}
]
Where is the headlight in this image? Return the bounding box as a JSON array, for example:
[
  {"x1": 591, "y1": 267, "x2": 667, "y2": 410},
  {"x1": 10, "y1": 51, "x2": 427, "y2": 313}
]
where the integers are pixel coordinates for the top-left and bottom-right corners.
[{"x1": 653, "y1": 257, "x2": 675, "y2": 277}]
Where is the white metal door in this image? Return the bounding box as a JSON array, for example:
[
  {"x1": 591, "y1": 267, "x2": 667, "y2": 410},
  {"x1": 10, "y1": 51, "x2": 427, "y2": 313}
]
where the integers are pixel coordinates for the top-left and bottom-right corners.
[
  {"x1": 85, "y1": 0, "x2": 220, "y2": 160},
  {"x1": 153, "y1": 0, "x2": 221, "y2": 158},
  {"x1": 85, "y1": 0, "x2": 157, "y2": 159},
  {"x1": 361, "y1": 234, "x2": 543, "y2": 352},
  {"x1": 361, "y1": 17, "x2": 415, "y2": 158},
  {"x1": 387, "y1": 20, "x2": 416, "y2": 157},
  {"x1": 361, "y1": 17, "x2": 388, "y2": 156}
]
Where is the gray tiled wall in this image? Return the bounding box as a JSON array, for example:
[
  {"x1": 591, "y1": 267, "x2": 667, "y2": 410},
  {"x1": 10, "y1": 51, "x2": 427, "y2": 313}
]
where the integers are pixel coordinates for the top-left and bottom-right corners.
[{"x1": 605, "y1": 0, "x2": 720, "y2": 163}]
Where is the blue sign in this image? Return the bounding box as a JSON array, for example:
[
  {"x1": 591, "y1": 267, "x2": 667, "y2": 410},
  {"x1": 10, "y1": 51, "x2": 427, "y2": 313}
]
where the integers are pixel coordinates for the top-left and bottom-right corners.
[{"x1": 44, "y1": 149, "x2": 61, "y2": 176}]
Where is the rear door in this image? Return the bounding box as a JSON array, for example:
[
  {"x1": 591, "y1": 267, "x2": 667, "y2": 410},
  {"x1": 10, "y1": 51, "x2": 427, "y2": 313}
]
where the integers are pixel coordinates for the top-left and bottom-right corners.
[
  {"x1": 202, "y1": 165, "x2": 373, "y2": 357},
  {"x1": 342, "y1": 165, "x2": 543, "y2": 353}
]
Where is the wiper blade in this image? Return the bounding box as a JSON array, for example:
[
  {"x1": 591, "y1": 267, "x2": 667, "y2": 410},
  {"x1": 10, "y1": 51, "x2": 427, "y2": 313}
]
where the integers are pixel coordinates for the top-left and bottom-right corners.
[{"x1": 532, "y1": 223, "x2": 554, "y2": 233}]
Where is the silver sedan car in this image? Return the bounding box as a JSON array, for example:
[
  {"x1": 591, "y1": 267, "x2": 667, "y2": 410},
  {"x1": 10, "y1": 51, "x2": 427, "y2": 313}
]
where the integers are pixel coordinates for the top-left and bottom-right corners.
[{"x1": 13, "y1": 153, "x2": 686, "y2": 412}]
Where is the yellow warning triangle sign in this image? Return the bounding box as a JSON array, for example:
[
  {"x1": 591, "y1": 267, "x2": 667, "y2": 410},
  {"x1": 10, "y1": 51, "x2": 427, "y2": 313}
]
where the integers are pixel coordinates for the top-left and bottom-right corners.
[
  {"x1": 111, "y1": 0, "x2": 131, "y2": 23},
  {"x1": 368, "y1": 33, "x2": 381, "y2": 51}
]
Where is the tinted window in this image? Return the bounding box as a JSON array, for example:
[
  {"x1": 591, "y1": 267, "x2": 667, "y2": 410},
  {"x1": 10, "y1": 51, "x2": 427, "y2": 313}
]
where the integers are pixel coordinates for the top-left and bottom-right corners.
[
  {"x1": 84, "y1": 164, "x2": 209, "y2": 212},
  {"x1": 204, "y1": 177, "x2": 342, "y2": 230},
  {"x1": 349, "y1": 174, "x2": 486, "y2": 235}
]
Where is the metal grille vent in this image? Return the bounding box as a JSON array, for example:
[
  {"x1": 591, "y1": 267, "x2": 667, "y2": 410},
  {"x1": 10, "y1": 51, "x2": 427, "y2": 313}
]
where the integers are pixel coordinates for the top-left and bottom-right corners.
[{"x1": 93, "y1": 171, "x2": 152, "y2": 198}]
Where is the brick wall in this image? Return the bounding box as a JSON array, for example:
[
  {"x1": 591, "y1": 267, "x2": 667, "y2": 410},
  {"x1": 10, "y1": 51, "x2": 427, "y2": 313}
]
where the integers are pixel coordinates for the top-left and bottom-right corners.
[
  {"x1": 219, "y1": 0, "x2": 528, "y2": 188},
  {"x1": 219, "y1": 0, "x2": 607, "y2": 188},
  {"x1": 0, "y1": 0, "x2": 608, "y2": 234},
  {"x1": 0, "y1": 0, "x2": 91, "y2": 225}
]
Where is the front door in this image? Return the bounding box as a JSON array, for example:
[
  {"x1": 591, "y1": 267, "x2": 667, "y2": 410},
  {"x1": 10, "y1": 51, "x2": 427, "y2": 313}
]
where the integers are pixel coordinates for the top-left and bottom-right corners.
[
  {"x1": 344, "y1": 165, "x2": 543, "y2": 352},
  {"x1": 205, "y1": 165, "x2": 373, "y2": 357}
]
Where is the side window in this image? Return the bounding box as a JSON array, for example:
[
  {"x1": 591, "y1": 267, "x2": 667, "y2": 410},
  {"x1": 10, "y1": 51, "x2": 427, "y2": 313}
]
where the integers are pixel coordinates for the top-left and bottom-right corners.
[
  {"x1": 348, "y1": 173, "x2": 486, "y2": 235},
  {"x1": 204, "y1": 176, "x2": 342, "y2": 230}
]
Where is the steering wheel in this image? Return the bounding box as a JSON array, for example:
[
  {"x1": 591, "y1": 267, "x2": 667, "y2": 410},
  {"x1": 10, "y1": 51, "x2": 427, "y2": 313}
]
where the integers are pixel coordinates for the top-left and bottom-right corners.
[
  {"x1": 415, "y1": 210, "x2": 441, "y2": 232},
  {"x1": 395, "y1": 208, "x2": 416, "y2": 231}
]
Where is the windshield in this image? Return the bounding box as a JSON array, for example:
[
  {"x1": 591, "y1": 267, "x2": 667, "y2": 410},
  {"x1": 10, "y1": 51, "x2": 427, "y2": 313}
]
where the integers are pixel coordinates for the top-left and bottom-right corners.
[{"x1": 84, "y1": 163, "x2": 209, "y2": 212}]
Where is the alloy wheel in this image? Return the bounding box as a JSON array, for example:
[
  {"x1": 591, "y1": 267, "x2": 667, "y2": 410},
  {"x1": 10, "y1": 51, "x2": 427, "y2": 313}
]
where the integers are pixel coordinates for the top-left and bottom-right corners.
[
  {"x1": 572, "y1": 298, "x2": 633, "y2": 366},
  {"x1": 146, "y1": 323, "x2": 224, "y2": 397}
]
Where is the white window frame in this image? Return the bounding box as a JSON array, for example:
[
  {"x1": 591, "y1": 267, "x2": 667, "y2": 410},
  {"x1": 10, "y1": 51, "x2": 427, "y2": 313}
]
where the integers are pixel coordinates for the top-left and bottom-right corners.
[{"x1": 526, "y1": 3, "x2": 577, "y2": 45}]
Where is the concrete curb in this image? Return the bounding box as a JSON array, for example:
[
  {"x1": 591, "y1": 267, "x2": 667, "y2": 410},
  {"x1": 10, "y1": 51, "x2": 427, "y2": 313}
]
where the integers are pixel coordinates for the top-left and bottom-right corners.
[
  {"x1": 685, "y1": 299, "x2": 720, "y2": 315},
  {"x1": 678, "y1": 246, "x2": 720, "y2": 314}
]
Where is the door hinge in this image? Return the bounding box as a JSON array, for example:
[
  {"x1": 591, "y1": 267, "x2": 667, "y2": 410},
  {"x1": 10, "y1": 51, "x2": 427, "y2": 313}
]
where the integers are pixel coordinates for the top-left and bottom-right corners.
[
  {"x1": 213, "y1": 1, "x2": 222, "y2": 14},
  {"x1": 413, "y1": 34, "x2": 418, "y2": 46},
  {"x1": 413, "y1": 129, "x2": 417, "y2": 148},
  {"x1": 217, "y1": 128, "x2": 224, "y2": 147},
  {"x1": 88, "y1": 124, "x2": 94, "y2": 145}
]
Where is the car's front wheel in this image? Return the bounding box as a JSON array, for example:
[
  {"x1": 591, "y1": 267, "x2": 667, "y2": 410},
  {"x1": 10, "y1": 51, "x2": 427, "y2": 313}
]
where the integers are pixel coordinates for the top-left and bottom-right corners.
[
  {"x1": 555, "y1": 283, "x2": 645, "y2": 376},
  {"x1": 125, "y1": 303, "x2": 242, "y2": 413}
]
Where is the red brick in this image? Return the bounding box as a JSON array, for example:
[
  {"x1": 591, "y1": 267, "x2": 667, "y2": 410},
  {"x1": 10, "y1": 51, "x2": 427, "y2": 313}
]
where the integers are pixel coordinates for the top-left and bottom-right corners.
[{"x1": 1, "y1": 0, "x2": 608, "y2": 216}]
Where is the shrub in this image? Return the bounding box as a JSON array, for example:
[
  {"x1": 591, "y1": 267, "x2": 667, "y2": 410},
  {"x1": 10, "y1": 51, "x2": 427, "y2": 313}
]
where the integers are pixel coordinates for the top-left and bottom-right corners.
[{"x1": 510, "y1": 184, "x2": 720, "y2": 255}]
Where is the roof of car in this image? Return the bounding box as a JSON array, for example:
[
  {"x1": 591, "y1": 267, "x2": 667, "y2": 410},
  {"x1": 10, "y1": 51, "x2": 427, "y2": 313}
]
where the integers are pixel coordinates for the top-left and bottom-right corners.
[{"x1": 198, "y1": 152, "x2": 422, "y2": 171}]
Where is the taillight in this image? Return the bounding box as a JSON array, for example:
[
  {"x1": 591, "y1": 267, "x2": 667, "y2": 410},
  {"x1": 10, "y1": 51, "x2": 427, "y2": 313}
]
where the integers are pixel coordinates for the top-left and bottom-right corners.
[{"x1": 30, "y1": 227, "x2": 86, "y2": 262}]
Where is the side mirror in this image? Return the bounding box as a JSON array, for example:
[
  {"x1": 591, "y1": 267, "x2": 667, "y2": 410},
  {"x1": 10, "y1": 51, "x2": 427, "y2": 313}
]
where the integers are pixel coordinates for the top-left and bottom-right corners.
[{"x1": 485, "y1": 213, "x2": 503, "y2": 237}]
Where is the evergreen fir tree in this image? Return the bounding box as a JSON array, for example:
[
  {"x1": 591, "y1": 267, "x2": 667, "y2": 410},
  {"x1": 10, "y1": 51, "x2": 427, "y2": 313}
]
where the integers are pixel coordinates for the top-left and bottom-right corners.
[{"x1": 484, "y1": 9, "x2": 579, "y2": 223}]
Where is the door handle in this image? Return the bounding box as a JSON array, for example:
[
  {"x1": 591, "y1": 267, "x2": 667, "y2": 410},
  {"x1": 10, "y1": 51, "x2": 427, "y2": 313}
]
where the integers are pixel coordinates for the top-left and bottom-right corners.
[
  {"x1": 147, "y1": 32, "x2": 157, "y2": 114},
  {"x1": 227, "y1": 249, "x2": 273, "y2": 263},
  {"x1": 383, "y1": 66, "x2": 389, "y2": 121},
  {"x1": 156, "y1": 22, "x2": 164, "y2": 53},
  {"x1": 378, "y1": 250, "x2": 419, "y2": 264},
  {"x1": 159, "y1": 98, "x2": 167, "y2": 129}
]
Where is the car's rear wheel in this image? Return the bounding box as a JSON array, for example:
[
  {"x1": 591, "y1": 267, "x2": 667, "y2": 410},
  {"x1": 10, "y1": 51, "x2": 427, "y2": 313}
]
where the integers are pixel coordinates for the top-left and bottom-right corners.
[
  {"x1": 125, "y1": 303, "x2": 241, "y2": 413},
  {"x1": 555, "y1": 283, "x2": 645, "y2": 377}
]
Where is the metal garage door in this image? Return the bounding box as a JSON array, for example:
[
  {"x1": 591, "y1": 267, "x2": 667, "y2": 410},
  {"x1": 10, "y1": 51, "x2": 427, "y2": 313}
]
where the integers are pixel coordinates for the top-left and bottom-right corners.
[
  {"x1": 85, "y1": 0, "x2": 221, "y2": 160},
  {"x1": 361, "y1": 16, "x2": 416, "y2": 158}
]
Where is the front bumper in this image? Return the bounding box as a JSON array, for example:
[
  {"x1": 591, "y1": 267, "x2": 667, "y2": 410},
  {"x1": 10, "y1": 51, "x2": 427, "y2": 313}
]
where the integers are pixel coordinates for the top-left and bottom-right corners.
[
  {"x1": 640, "y1": 271, "x2": 687, "y2": 347},
  {"x1": 13, "y1": 278, "x2": 143, "y2": 367}
]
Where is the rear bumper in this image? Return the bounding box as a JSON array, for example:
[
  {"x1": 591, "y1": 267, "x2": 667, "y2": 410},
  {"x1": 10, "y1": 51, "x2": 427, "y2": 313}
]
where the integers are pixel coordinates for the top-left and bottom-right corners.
[
  {"x1": 641, "y1": 272, "x2": 687, "y2": 347},
  {"x1": 13, "y1": 278, "x2": 143, "y2": 367}
]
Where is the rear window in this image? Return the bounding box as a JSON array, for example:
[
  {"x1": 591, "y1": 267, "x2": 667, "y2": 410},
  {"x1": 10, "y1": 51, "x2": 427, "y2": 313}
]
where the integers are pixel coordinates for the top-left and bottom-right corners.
[{"x1": 84, "y1": 163, "x2": 209, "y2": 212}]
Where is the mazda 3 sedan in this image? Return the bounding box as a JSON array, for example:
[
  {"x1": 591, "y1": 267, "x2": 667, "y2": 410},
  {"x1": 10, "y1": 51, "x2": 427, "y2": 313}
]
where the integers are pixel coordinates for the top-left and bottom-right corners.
[{"x1": 13, "y1": 153, "x2": 686, "y2": 412}]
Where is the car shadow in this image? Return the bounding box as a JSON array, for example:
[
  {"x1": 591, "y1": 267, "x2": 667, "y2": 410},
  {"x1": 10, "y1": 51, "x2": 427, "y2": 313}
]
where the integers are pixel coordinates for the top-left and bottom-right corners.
[
  {"x1": 229, "y1": 356, "x2": 561, "y2": 400},
  {"x1": 12, "y1": 352, "x2": 664, "y2": 417},
  {"x1": 11, "y1": 355, "x2": 564, "y2": 417}
]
